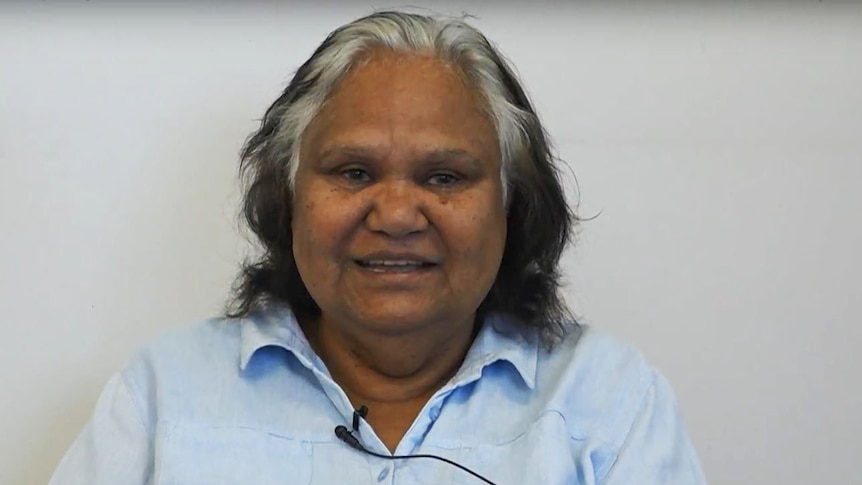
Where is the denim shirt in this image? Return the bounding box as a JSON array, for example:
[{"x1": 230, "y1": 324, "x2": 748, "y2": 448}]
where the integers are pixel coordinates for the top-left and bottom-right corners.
[{"x1": 49, "y1": 306, "x2": 707, "y2": 484}]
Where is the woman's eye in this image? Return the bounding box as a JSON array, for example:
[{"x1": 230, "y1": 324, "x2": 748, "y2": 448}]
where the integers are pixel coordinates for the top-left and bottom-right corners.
[
  {"x1": 341, "y1": 168, "x2": 371, "y2": 182},
  {"x1": 428, "y1": 173, "x2": 459, "y2": 186}
]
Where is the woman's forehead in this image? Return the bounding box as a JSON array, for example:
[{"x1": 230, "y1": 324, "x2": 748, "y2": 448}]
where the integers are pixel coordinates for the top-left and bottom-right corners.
[
  {"x1": 301, "y1": 52, "x2": 500, "y2": 166},
  {"x1": 327, "y1": 53, "x2": 484, "y2": 119}
]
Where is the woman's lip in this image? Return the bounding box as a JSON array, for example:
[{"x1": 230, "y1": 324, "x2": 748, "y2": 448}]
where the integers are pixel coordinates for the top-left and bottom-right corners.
[
  {"x1": 352, "y1": 260, "x2": 438, "y2": 273},
  {"x1": 354, "y1": 251, "x2": 441, "y2": 265},
  {"x1": 355, "y1": 259, "x2": 436, "y2": 266}
]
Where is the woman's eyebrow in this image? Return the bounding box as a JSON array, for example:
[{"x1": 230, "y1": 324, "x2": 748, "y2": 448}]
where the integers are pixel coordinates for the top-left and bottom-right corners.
[
  {"x1": 318, "y1": 145, "x2": 483, "y2": 168},
  {"x1": 317, "y1": 145, "x2": 383, "y2": 163},
  {"x1": 419, "y1": 149, "x2": 483, "y2": 168}
]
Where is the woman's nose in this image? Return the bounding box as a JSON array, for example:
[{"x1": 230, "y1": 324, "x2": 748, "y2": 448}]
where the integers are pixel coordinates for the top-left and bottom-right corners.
[{"x1": 364, "y1": 180, "x2": 429, "y2": 238}]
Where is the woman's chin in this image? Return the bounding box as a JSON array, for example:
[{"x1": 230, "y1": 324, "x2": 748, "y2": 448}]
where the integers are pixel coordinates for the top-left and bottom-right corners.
[{"x1": 347, "y1": 303, "x2": 450, "y2": 337}]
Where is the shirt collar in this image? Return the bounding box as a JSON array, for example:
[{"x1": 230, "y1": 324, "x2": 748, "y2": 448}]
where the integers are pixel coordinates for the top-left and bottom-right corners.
[
  {"x1": 451, "y1": 312, "x2": 539, "y2": 390},
  {"x1": 239, "y1": 303, "x2": 320, "y2": 371},
  {"x1": 239, "y1": 305, "x2": 538, "y2": 390}
]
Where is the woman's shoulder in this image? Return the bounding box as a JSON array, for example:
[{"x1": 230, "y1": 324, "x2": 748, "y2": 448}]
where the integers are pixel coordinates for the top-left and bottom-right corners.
[
  {"x1": 542, "y1": 324, "x2": 656, "y2": 385},
  {"x1": 116, "y1": 317, "x2": 244, "y2": 402},
  {"x1": 117, "y1": 306, "x2": 304, "y2": 399},
  {"x1": 537, "y1": 325, "x2": 665, "y2": 445},
  {"x1": 128, "y1": 317, "x2": 242, "y2": 371}
]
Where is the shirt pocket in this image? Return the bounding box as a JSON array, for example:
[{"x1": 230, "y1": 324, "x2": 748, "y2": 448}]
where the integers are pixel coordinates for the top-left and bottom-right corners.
[{"x1": 154, "y1": 422, "x2": 313, "y2": 485}]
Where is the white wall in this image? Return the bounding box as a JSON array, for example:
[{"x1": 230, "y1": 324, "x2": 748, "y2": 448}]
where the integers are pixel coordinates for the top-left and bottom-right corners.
[{"x1": 2, "y1": 2, "x2": 860, "y2": 484}]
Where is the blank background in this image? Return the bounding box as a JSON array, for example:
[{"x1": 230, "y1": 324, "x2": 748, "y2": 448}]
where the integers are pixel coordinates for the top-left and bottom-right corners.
[{"x1": 2, "y1": 2, "x2": 860, "y2": 484}]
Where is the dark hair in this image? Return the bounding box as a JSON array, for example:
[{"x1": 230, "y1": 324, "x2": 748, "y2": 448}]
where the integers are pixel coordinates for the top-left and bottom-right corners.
[{"x1": 226, "y1": 11, "x2": 578, "y2": 345}]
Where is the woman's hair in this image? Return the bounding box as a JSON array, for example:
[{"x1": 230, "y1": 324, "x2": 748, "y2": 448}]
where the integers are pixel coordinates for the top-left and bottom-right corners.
[{"x1": 227, "y1": 10, "x2": 578, "y2": 345}]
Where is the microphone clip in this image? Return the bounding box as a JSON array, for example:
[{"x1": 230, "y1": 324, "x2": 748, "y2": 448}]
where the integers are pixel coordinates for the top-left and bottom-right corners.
[{"x1": 352, "y1": 404, "x2": 369, "y2": 432}]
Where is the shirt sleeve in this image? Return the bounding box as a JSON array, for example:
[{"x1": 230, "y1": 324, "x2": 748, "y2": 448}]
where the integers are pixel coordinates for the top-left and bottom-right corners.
[
  {"x1": 601, "y1": 373, "x2": 708, "y2": 485},
  {"x1": 48, "y1": 371, "x2": 153, "y2": 485}
]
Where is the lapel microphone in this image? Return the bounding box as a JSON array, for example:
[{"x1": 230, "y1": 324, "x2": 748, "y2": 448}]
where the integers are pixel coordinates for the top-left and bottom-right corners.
[{"x1": 334, "y1": 406, "x2": 498, "y2": 485}]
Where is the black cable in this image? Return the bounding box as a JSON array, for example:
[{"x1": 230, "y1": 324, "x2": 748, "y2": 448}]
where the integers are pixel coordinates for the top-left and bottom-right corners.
[{"x1": 334, "y1": 425, "x2": 498, "y2": 485}]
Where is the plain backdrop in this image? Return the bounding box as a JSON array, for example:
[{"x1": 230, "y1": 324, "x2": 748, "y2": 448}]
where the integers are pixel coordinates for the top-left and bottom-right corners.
[{"x1": 2, "y1": 1, "x2": 860, "y2": 484}]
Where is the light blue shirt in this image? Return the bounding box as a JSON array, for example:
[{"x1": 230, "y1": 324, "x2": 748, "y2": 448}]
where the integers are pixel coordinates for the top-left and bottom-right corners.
[{"x1": 49, "y1": 306, "x2": 707, "y2": 484}]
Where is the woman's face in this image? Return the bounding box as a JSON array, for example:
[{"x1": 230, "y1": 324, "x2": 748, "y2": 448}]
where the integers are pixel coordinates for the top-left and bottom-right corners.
[{"x1": 292, "y1": 51, "x2": 507, "y2": 336}]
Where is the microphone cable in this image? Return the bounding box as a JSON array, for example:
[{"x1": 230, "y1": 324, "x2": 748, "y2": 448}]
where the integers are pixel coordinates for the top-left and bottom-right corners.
[{"x1": 334, "y1": 424, "x2": 498, "y2": 485}]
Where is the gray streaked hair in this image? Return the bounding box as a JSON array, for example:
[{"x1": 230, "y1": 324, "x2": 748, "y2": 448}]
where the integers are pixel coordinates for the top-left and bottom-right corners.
[{"x1": 276, "y1": 11, "x2": 536, "y2": 202}]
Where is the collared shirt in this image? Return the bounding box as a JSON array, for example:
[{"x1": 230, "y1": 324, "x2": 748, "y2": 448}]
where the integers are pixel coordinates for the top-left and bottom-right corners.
[{"x1": 49, "y1": 305, "x2": 708, "y2": 485}]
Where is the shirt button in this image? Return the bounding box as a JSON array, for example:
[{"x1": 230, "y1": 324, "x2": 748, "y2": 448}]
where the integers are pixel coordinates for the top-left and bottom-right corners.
[
  {"x1": 430, "y1": 406, "x2": 441, "y2": 420},
  {"x1": 377, "y1": 467, "x2": 390, "y2": 482}
]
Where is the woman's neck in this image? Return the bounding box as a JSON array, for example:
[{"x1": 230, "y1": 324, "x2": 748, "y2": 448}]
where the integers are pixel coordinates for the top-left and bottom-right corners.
[
  {"x1": 306, "y1": 313, "x2": 475, "y2": 404},
  {"x1": 302, "y1": 313, "x2": 476, "y2": 452}
]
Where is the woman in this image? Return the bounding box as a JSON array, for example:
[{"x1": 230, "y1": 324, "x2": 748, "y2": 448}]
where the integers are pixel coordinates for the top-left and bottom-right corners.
[{"x1": 50, "y1": 11, "x2": 707, "y2": 485}]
